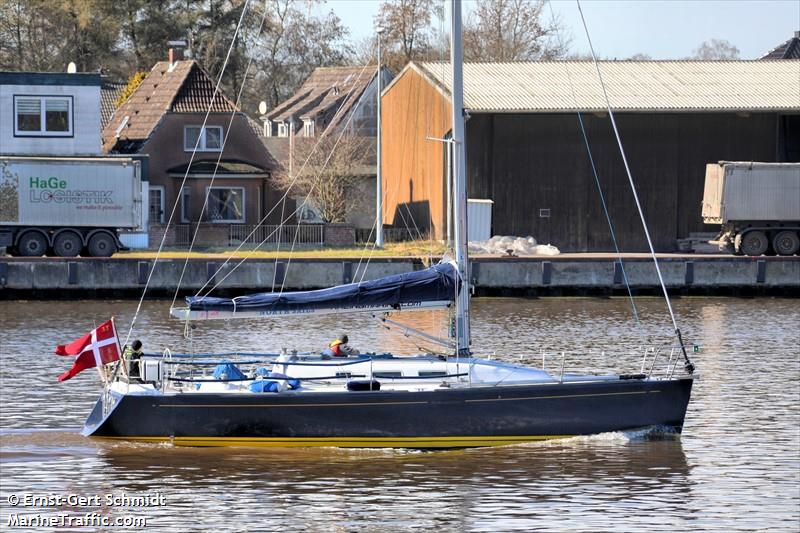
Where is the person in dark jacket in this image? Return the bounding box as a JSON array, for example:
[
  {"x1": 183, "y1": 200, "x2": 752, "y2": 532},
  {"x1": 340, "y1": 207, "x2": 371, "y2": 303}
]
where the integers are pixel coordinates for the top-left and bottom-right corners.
[{"x1": 124, "y1": 339, "x2": 143, "y2": 381}]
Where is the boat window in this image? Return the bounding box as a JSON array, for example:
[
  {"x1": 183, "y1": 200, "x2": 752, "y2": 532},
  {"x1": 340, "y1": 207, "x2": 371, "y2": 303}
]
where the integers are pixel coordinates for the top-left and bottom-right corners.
[
  {"x1": 373, "y1": 372, "x2": 402, "y2": 378},
  {"x1": 335, "y1": 372, "x2": 352, "y2": 378}
]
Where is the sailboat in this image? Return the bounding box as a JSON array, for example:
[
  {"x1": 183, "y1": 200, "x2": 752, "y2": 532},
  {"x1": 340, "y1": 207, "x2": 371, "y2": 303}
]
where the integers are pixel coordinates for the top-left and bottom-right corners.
[{"x1": 81, "y1": 0, "x2": 694, "y2": 448}]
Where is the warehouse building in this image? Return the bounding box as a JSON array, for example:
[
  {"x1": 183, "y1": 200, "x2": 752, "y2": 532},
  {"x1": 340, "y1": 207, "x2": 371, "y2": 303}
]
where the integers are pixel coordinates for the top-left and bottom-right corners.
[{"x1": 380, "y1": 60, "x2": 800, "y2": 251}]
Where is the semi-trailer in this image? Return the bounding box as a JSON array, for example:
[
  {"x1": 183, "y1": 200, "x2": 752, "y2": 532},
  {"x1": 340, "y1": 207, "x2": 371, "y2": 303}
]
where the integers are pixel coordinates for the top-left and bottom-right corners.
[{"x1": 0, "y1": 156, "x2": 142, "y2": 257}]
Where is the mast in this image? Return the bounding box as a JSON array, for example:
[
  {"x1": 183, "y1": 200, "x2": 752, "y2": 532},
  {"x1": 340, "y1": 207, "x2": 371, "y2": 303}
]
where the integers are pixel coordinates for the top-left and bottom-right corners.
[
  {"x1": 450, "y1": 0, "x2": 470, "y2": 355},
  {"x1": 376, "y1": 26, "x2": 385, "y2": 248}
]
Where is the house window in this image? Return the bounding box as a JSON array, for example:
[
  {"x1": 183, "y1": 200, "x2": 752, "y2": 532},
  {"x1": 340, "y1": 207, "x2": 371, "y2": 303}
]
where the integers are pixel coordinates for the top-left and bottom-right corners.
[
  {"x1": 303, "y1": 120, "x2": 314, "y2": 137},
  {"x1": 206, "y1": 187, "x2": 245, "y2": 223},
  {"x1": 148, "y1": 186, "x2": 165, "y2": 224},
  {"x1": 277, "y1": 122, "x2": 288, "y2": 137},
  {"x1": 180, "y1": 187, "x2": 191, "y2": 223},
  {"x1": 184, "y1": 126, "x2": 223, "y2": 151},
  {"x1": 13, "y1": 96, "x2": 73, "y2": 136}
]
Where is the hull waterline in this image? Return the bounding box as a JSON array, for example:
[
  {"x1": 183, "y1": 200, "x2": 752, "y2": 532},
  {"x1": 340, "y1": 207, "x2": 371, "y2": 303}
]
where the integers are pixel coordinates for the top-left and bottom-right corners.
[{"x1": 83, "y1": 378, "x2": 693, "y2": 448}]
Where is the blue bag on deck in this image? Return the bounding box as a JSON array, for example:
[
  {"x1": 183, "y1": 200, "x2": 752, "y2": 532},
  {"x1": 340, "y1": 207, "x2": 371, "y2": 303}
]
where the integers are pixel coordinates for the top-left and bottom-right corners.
[
  {"x1": 268, "y1": 372, "x2": 300, "y2": 389},
  {"x1": 249, "y1": 380, "x2": 280, "y2": 393},
  {"x1": 213, "y1": 362, "x2": 246, "y2": 381}
]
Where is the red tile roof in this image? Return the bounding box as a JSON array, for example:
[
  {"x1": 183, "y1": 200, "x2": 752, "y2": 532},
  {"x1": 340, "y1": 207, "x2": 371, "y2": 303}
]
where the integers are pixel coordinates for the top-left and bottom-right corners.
[
  {"x1": 267, "y1": 66, "x2": 377, "y2": 131},
  {"x1": 100, "y1": 78, "x2": 125, "y2": 129},
  {"x1": 102, "y1": 60, "x2": 237, "y2": 153}
]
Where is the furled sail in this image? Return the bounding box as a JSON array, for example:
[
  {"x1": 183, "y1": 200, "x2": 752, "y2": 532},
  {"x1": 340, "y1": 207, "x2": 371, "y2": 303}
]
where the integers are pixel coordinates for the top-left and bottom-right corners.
[{"x1": 171, "y1": 262, "x2": 459, "y2": 320}]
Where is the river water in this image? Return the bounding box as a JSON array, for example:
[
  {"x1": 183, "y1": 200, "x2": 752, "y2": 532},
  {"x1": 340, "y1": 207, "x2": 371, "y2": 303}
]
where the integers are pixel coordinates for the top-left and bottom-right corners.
[{"x1": 0, "y1": 297, "x2": 798, "y2": 532}]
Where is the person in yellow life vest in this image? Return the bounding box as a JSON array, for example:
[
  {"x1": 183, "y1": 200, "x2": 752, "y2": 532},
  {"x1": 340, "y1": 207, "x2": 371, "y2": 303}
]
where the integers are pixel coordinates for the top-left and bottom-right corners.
[{"x1": 322, "y1": 334, "x2": 359, "y2": 358}]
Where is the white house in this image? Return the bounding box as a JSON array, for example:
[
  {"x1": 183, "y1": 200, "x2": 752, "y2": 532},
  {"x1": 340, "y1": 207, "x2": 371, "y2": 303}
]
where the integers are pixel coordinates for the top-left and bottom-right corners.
[
  {"x1": 0, "y1": 71, "x2": 150, "y2": 248},
  {"x1": 0, "y1": 72, "x2": 103, "y2": 156}
]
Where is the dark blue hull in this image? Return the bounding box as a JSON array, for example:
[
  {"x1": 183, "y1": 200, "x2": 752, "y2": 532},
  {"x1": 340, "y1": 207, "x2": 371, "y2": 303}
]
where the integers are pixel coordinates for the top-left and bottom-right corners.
[{"x1": 83, "y1": 377, "x2": 694, "y2": 448}]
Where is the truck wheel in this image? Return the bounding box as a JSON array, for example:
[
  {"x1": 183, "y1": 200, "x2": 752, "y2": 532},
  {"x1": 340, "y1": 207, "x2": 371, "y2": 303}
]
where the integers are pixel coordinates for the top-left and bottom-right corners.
[
  {"x1": 773, "y1": 230, "x2": 800, "y2": 256},
  {"x1": 53, "y1": 231, "x2": 83, "y2": 257},
  {"x1": 740, "y1": 231, "x2": 768, "y2": 256},
  {"x1": 87, "y1": 232, "x2": 117, "y2": 257},
  {"x1": 17, "y1": 231, "x2": 48, "y2": 257}
]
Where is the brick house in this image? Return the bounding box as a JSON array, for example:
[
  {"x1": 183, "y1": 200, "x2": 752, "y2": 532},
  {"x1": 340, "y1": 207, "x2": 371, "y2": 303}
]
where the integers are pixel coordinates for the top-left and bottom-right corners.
[
  {"x1": 103, "y1": 54, "x2": 290, "y2": 246},
  {"x1": 257, "y1": 66, "x2": 392, "y2": 235}
]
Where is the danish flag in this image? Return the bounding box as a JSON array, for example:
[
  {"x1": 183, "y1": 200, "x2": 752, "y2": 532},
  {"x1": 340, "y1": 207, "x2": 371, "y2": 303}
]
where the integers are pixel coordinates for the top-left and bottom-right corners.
[{"x1": 55, "y1": 319, "x2": 121, "y2": 381}]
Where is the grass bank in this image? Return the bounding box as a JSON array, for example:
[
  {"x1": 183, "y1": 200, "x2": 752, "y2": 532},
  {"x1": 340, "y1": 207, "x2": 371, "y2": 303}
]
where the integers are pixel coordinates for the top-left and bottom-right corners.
[{"x1": 116, "y1": 241, "x2": 450, "y2": 260}]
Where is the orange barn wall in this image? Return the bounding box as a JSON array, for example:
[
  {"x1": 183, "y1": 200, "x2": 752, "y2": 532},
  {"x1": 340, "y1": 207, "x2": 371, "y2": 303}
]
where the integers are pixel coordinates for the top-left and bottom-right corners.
[{"x1": 381, "y1": 68, "x2": 451, "y2": 239}]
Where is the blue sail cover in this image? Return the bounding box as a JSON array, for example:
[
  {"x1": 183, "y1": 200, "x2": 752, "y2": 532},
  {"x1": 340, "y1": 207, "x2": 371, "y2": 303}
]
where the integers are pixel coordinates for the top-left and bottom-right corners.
[{"x1": 186, "y1": 262, "x2": 459, "y2": 316}]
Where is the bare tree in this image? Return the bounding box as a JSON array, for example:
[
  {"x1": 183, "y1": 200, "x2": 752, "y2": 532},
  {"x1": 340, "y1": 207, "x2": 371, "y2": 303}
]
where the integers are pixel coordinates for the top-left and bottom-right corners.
[
  {"x1": 0, "y1": 0, "x2": 122, "y2": 73},
  {"x1": 350, "y1": 35, "x2": 378, "y2": 67},
  {"x1": 463, "y1": 0, "x2": 568, "y2": 62},
  {"x1": 0, "y1": 0, "x2": 350, "y2": 115},
  {"x1": 245, "y1": 0, "x2": 350, "y2": 113},
  {"x1": 691, "y1": 39, "x2": 740, "y2": 60},
  {"x1": 628, "y1": 53, "x2": 652, "y2": 60},
  {"x1": 270, "y1": 135, "x2": 372, "y2": 223},
  {"x1": 375, "y1": 0, "x2": 442, "y2": 73}
]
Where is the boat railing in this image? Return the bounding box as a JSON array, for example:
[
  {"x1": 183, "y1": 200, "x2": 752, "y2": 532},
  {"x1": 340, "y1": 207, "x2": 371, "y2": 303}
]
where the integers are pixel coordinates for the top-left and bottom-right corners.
[
  {"x1": 139, "y1": 352, "x2": 461, "y2": 391},
  {"x1": 524, "y1": 345, "x2": 693, "y2": 381}
]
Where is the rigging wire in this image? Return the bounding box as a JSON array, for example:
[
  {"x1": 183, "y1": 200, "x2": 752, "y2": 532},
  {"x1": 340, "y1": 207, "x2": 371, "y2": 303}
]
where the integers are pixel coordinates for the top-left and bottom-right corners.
[
  {"x1": 357, "y1": 170, "x2": 405, "y2": 283},
  {"x1": 575, "y1": 0, "x2": 694, "y2": 373},
  {"x1": 273, "y1": 64, "x2": 375, "y2": 297},
  {"x1": 545, "y1": 1, "x2": 641, "y2": 329},
  {"x1": 199, "y1": 63, "x2": 374, "y2": 298},
  {"x1": 171, "y1": 1, "x2": 271, "y2": 310},
  {"x1": 124, "y1": 0, "x2": 252, "y2": 349},
  {"x1": 190, "y1": 62, "x2": 374, "y2": 298},
  {"x1": 347, "y1": 33, "x2": 395, "y2": 283},
  {"x1": 271, "y1": 194, "x2": 288, "y2": 291}
]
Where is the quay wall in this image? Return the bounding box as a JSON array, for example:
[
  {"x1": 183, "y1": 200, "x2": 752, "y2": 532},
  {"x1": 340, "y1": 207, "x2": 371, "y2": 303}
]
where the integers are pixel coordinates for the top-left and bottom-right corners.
[{"x1": 1, "y1": 255, "x2": 798, "y2": 297}]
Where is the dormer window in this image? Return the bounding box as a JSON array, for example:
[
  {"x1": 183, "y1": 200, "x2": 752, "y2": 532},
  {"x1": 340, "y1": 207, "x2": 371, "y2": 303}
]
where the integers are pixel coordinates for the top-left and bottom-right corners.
[
  {"x1": 303, "y1": 120, "x2": 315, "y2": 137},
  {"x1": 277, "y1": 122, "x2": 288, "y2": 137},
  {"x1": 264, "y1": 120, "x2": 273, "y2": 137},
  {"x1": 184, "y1": 125, "x2": 223, "y2": 152},
  {"x1": 14, "y1": 96, "x2": 73, "y2": 137}
]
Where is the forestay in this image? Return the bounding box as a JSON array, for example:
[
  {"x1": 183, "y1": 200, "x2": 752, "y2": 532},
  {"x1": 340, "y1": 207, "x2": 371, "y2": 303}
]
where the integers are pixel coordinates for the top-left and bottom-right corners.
[{"x1": 171, "y1": 262, "x2": 459, "y2": 320}]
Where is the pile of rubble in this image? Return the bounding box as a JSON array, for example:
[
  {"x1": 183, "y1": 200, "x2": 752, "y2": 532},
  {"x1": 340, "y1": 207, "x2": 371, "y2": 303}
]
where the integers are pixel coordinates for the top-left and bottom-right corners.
[{"x1": 468, "y1": 236, "x2": 560, "y2": 256}]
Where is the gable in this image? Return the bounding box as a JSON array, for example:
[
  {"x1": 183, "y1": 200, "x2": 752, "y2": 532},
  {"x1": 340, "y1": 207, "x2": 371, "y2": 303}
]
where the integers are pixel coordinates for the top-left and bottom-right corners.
[{"x1": 102, "y1": 60, "x2": 238, "y2": 153}]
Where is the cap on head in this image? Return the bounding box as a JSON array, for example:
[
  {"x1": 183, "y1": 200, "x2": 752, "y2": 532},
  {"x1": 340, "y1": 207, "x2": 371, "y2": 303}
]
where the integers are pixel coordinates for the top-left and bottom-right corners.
[
  {"x1": 132, "y1": 340, "x2": 143, "y2": 351},
  {"x1": 338, "y1": 334, "x2": 349, "y2": 344}
]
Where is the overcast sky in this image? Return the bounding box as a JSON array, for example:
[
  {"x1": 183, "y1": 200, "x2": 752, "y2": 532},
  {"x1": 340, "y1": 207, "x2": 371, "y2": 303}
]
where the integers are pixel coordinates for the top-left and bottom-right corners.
[{"x1": 324, "y1": 0, "x2": 799, "y2": 60}]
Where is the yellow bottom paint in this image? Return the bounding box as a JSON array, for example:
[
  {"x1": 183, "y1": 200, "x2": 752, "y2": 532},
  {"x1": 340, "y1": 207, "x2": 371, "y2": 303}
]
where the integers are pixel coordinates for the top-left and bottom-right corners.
[{"x1": 97, "y1": 435, "x2": 575, "y2": 448}]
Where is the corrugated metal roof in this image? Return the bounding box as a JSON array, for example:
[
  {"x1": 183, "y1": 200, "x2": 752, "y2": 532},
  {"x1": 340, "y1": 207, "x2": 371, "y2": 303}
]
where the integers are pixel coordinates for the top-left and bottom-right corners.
[{"x1": 413, "y1": 60, "x2": 800, "y2": 112}]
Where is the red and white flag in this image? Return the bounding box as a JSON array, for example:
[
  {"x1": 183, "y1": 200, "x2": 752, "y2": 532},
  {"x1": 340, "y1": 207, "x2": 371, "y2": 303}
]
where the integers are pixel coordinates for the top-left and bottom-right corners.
[{"x1": 55, "y1": 319, "x2": 121, "y2": 381}]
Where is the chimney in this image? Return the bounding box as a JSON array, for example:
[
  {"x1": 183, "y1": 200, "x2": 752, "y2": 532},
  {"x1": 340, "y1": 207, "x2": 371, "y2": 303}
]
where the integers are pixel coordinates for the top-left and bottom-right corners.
[{"x1": 167, "y1": 40, "x2": 188, "y2": 66}]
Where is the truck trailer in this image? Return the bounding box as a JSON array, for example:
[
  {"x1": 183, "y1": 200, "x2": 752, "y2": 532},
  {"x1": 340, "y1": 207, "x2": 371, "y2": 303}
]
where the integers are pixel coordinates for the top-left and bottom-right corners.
[
  {"x1": 702, "y1": 162, "x2": 800, "y2": 256},
  {"x1": 0, "y1": 156, "x2": 142, "y2": 257}
]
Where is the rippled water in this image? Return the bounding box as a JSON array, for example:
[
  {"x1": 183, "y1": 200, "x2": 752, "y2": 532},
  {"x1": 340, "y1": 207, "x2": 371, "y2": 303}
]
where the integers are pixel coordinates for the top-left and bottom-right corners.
[{"x1": 1, "y1": 297, "x2": 798, "y2": 531}]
